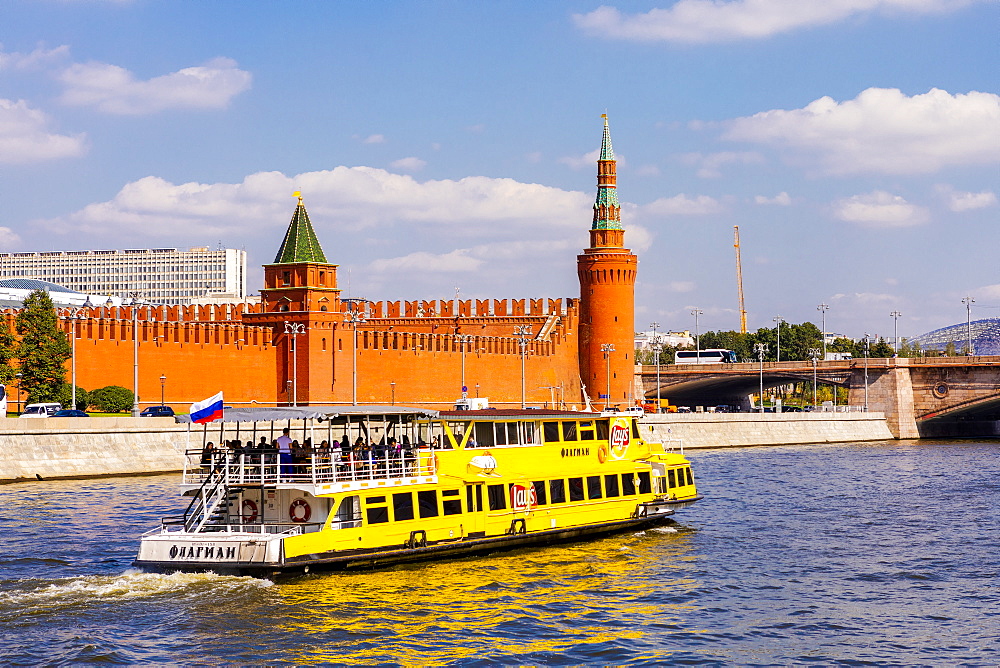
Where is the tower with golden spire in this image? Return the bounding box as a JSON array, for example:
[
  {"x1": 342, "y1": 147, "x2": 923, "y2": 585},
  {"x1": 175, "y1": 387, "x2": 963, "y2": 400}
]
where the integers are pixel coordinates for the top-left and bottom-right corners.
[{"x1": 577, "y1": 116, "x2": 637, "y2": 409}]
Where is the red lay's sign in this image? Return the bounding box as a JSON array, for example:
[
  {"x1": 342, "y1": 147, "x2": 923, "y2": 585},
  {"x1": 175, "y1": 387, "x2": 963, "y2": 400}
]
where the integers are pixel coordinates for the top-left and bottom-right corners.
[
  {"x1": 510, "y1": 484, "x2": 537, "y2": 511},
  {"x1": 610, "y1": 423, "x2": 630, "y2": 457}
]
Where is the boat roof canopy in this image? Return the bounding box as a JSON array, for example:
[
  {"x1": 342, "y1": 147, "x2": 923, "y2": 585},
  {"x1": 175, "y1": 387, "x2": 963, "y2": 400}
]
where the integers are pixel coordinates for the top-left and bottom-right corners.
[{"x1": 175, "y1": 405, "x2": 440, "y2": 424}]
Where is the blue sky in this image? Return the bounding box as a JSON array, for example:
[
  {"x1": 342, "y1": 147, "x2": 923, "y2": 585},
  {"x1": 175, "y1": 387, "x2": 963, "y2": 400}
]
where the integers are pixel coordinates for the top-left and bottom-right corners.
[{"x1": 1, "y1": 0, "x2": 997, "y2": 341}]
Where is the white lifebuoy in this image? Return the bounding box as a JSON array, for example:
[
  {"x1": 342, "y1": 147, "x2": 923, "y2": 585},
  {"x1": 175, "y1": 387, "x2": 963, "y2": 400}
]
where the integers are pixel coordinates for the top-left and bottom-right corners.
[
  {"x1": 289, "y1": 498, "x2": 312, "y2": 523},
  {"x1": 241, "y1": 499, "x2": 259, "y2": 523}
]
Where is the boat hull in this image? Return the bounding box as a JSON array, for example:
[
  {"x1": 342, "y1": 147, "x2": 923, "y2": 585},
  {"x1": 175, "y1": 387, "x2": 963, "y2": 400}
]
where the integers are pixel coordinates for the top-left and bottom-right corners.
[{"x1": 132, "y1": 504, "x2": 696, "y2": 577}]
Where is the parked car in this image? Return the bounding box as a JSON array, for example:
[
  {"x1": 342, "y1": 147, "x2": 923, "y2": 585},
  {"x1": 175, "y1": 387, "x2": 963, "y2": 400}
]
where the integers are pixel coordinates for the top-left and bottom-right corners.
[
  {"x1": 140, "y1": 405, "x2": 175, "y2": 417},
  {"x1": 781, "y1": 405, "x2": 803, "y2": 412},
  {"x1": 53, "y1": 409, "x2": 89, "y2": 417},
  {"x1": 20, "y1": 403, "x2": 62, "y2": 418}
]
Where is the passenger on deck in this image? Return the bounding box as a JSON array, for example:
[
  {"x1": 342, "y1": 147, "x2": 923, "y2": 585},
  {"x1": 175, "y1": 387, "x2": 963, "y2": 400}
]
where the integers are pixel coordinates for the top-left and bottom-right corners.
[
  {"x1": 201, "y1": 441, "x2": 216, "y2": 472},
  {"x1": 276, "y1": 428, "x2": 293, "y2": 476}
]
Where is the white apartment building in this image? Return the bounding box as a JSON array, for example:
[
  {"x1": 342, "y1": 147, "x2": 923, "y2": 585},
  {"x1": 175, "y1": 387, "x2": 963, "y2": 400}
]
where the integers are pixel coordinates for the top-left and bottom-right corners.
[{"x1": 0, "y1": 247, "x2": 247, "y2": 306}]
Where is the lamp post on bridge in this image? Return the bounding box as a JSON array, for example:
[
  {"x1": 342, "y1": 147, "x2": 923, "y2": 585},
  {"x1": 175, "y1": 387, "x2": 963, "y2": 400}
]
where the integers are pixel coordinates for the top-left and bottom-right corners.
[
  {"x1": 863, "y1": 334, "x2": 870, "y2": 412},
  {"x1": 690, "y1": 309, "x2": 702, "y2": 359},
  {"x1": 773, "y1": 315, "x2": 784, "y2": 362},
  {"x1": 962, "y1": 297, "x2": 975, "y2": 355},
  {"x1": 808, "y1": 348, "x2": 820, "y2": 408},
  {"x1": 754, "y1": 343, "x2": 767, "y2": 413},
  {"x1": 817, "y1": 303, "x2": 829, "y2": 359},
  {"x1": 890, "y1": 311, "x2": 902, "y2": 353}
]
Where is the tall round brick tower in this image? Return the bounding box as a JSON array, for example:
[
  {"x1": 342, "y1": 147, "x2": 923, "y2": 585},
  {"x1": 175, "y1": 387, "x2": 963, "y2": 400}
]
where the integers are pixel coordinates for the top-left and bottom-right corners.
[{"x1": 577, "y1": 116, "x2": 637, "y2": 410}]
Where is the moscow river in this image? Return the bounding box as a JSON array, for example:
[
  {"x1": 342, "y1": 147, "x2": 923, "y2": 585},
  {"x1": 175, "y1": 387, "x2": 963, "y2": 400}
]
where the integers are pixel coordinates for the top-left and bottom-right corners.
[{"x1": 1, "y1": 440, "x2": 998, "y2": 665}]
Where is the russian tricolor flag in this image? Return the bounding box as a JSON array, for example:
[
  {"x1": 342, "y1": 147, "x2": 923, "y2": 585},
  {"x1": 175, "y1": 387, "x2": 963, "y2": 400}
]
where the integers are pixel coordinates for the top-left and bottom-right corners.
[{"x1": 190, "y1": 392, "x2": 224, "y2": 424}]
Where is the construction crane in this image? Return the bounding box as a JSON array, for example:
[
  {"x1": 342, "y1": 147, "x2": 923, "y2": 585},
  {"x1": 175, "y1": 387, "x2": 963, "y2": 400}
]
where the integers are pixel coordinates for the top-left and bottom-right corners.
[{"x1": 734, "y1": 225, "x2": 747, "y2": 334}]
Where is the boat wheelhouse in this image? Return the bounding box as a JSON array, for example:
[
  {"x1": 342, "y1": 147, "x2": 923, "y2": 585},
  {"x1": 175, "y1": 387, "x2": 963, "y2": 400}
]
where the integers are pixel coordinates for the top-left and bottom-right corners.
[{"x1": 133, "y1": 406, "x2": 701, "y2": 575}]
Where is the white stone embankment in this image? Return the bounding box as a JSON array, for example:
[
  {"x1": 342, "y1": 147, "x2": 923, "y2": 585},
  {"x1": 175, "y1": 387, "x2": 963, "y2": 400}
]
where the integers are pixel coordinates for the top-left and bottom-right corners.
[
  {"x1": 0, "y1": 412, "x2": 896, "y2": 483},
  {"x1": 638, "y1": 412, "x2": 894, "y2": 449},
  {"x1": 0, "y1": 417, "x2": 193, "y2": 483}
]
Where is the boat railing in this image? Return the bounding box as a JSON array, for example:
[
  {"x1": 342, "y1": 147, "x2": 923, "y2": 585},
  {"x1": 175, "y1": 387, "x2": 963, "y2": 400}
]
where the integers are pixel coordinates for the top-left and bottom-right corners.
[
  {"x1": 182, "y1": 447, "x2": 438, "y2": 487},
  {"x1": 661, "y1": 438, "x2": 685, "y2": 455},
  {"x1": 150, "y1": 522, "x2": 320, "y2": 537}
]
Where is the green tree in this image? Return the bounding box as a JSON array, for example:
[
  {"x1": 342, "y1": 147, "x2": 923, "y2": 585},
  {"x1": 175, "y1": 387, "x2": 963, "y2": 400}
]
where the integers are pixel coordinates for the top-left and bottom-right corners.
[
  {"x1": 870, "y1": 337, "x2": 894, "y2": 358},
  {"x1": 15, "y1": 290, "x2": 71, "y2": 403},
  {"x1": 90, "y1": 385, "x2": 134, "y2": 413},
  {"x1": 57, "y1": 384, "x2": 89, "y2": 411},
  {"x1": 0, "y1": 322, "x2": 16, "y2": 383}
]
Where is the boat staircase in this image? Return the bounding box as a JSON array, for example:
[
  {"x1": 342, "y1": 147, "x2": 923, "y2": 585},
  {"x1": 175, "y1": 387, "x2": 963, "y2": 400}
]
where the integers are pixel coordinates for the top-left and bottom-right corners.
[{"x1": 163, "y1": 470, "x2": 240, "y2": 533}]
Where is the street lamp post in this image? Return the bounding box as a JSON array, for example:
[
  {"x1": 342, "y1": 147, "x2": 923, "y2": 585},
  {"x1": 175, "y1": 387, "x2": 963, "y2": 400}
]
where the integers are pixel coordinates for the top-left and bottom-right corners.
[
  {"x1": 160, "y1": 374, "x2": 166, "y2": 406},
  {"x1": 773, "y1": 315, "x2": 784, "y2": 362},
  {"x1": 69, "y1": 309, "x2": 81, "y2": 411},
  {"x1": 344, "y1": 310, "x2": 367, "y2": 405},
  {"x1": 390, "y1": 381, "x2": 396, "y2": 405},
  {"x1": 817, "y1": 303, "x2": 829, "y2": 359},
  {"x1": 890, "y1": 311, "x2": 902, "y2": 353},
  {"x1": 691, "y1": 309, "x2": 703, "y2": 359},
  {"x1": 962, "y1": 296, "x2": 975, "y2": 355},
  {"x1": 863, "y1": 334, "x2": 870, "y2": 411},
  {"x1": 457, "y1": 334, "x2": 473, "y2": 398},
  {"x1": 15, "y1": 372, "x2": 22, "y2": 414},
  {"x1": 754, "y1": 343, "x2": 767, "y2": 413},
  {"x1": 130, "y1": 294, "x2": 145, "y2": 417},
  {"x1": 284, "y1": 321, "x2": 306, "y2": 407},
  {"x1": 601, "y1": 343, "x2": 615, "y2": 410},
  {"x1": 649, "y1": 321, "x2": 662, "y2": 413},
  {"x1": 513, "y1": 326, "x2": 532, "y2": 408},
  {"x1": 808, "y1": 347, "x2": 820, "y2": 408}
]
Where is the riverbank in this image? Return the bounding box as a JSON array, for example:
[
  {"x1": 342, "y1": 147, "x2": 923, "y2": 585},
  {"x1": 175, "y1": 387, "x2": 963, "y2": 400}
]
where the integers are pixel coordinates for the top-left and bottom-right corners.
[
  {"x1": 0, "y1": 412, "x2": 894, "y2": 483},
  {"x1": 639, "y1": 412, "x2": 893, "y2": 449}
]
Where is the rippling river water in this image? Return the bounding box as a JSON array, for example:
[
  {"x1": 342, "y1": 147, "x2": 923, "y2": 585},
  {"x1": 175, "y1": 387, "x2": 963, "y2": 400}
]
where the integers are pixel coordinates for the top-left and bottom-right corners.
[{"x1": 2, "y1": 440, "x2": 998, "y2": 664}]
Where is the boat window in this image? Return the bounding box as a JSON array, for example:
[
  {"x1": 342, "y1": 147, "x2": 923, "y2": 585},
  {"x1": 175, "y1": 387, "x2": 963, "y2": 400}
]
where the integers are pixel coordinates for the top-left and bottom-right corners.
[
  {"x1": 443, "y1": 489, "x2": 462, "y2": 516},
  {"x1": 506, "y1": 422, "x2": 519, "y2": 444},
  {"x1": 446, "y1": 421, "x2": 468, "y2": 448},
  {"x1": 656, "y1": 476, "x2": 668, "y2": 494},
  {"x1": 366, "y1": 506, "x2": 389, "y2": 524},
  {"x1": 631, "y1": 420, "x2": 640, "y2": 439},
  {"x1": 418, "y1": 490, "x2": 439, "y2": 518},
  {"x1": 568, "y1": 477, "x2": 584, "y2": 502},
  {"x1": 578, "y1": 421, "x2": 595, "y2": 440},
  {"x1": 543, "y1": 421, "x2": 560, "y2": 442},
  {"x1": 549, "y1": 479, "x2": 566, "y2": 504},
  {"x1": 667, "y1": 469, "x2": 677, "y2": 488},
  {"x1": 638, "y1": 471, "x2": 652, "y2": 494},
  {"x1": 596, "y1": 420, "x2": 609, "y2": 440},
  {"x1": 531, "y1": 480, "x2": 547, "y2": 505},
  {"x1": 333, "y1": 495, "x2": 362, "y2": 529},
  {"x1": 487, "y1": 484, "x2": 507, "y2": 511},
  {"x1": 686, "y1": 467, "x2": 694, "y2": 486},
  {"x1": 621, "y1": 473, "x2": 636, "y2": 496},
  {"x1": 587, "y1": 476, "x2": 602, "y2": 499},
  {"x1": 464, "y1": 484, "x2": 482, "y2": 512},
  {"x1": 393, "y1": 492, "x2": 415, "y2": 521},
  {"x1": 473, "y1": 422, "x2": 495, "y2": 447},
  {"x1": 367, "y1": 496, "x2": 387, "y2": 504},
  {"x1": 604, "y1": 474, "x2": 620, "y2": 498},
  {"x1": 521, "y1": 422, "x2": 538, "y2": 444},
  {"x1": 562, "y1": 422, "x2": 578, "y2": 441}
]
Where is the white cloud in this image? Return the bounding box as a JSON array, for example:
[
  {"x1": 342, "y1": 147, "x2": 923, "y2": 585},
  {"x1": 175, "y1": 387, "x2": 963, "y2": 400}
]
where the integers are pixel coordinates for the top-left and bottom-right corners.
[
  {"x1": 641, "y1": 193, "x2": 724, "y2": 216},
  {"x1": 666, "y1": 281, "x2": 695, "y2": 293},
  {"x1": 0, "y1": 226, "x2": 22, "y2": 249},
  {"x1": 362, "y1": 134, "x2": 386, "y2": 144},
  {"x1": 0, "y1": 44, "x2": 70, "y2": 70},
  {"x1": 0, "y1": 98, "x2": 86, "y2": 163},
  {"x1": 389, "y1": 156, "x2": 426, "y2": 171},
  {"x1": 40, "y1": 166, "x2": 593, "y2": 240},
  {"x1": 573, "y1": 1, "x2": 983, "y2": 43},
  {"x1": 681, "y1": 150, "x2": 764, "y2": 177},
  {"x1": 833, "y1": 190, "x2": 929, "y2": 227},
  {"x1": 754, "y1": 192, "x2": 791, "y2": 205},
  {"x1": 559, "y1": 148, "x2": 601, "y2": 171},
  {"x1": 723, "y1": 87, "x2": 1000, "y2": 175},
  {"x1": 58, "y1": 57, "x2": 252, "y2": 114},
  {"x1": 370, "y1": 249, "x2": 483, "y2": 274},
  {"x1": 945, "y1": 188, "x2": 997, "y2": 212}
]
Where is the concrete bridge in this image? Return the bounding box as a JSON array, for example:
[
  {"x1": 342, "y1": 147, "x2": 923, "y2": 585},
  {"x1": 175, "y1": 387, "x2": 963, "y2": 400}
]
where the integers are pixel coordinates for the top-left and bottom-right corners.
[{"x1": 637, "y1": 356, "x2": 1000, "y2": 438}]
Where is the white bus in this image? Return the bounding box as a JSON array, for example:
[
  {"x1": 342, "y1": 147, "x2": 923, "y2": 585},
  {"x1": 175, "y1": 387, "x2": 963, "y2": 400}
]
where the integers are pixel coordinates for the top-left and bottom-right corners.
[
  {"x1": 0, "y1": 385, "x2": 7, "y2": 416},
  {"x1": 674, "y1": 349, "x2": 738, "y2": 364}
]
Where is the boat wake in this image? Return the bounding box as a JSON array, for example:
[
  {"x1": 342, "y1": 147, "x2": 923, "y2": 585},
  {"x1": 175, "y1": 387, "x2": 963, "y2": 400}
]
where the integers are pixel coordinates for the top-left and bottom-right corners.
[{"x1": 0, "y1": 569, "x2": 272, "y2": 610}]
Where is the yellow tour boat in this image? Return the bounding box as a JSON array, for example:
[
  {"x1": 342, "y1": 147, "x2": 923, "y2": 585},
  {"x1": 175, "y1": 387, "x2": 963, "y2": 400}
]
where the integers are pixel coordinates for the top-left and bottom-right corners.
[{"x1": 133, "y1": 406, "x2": 702, "y2": 576}]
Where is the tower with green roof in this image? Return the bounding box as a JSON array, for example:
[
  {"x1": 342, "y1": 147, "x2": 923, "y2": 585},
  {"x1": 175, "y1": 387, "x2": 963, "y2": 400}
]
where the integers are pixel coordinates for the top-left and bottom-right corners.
[{"x1": 246, "y1": 193, "x2": 342, "y2": 405}]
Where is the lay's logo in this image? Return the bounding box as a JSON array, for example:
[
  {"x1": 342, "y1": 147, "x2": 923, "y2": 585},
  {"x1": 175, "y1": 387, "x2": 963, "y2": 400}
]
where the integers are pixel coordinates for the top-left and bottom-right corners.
[
  {"x1": 510, "y1": 484, "x2": 537, "y2": 511},
  {"x1": 610, "y1": 423, "x2": 630, "y2": 455}
]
